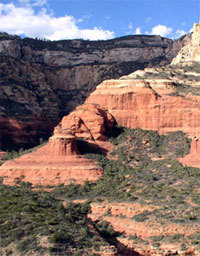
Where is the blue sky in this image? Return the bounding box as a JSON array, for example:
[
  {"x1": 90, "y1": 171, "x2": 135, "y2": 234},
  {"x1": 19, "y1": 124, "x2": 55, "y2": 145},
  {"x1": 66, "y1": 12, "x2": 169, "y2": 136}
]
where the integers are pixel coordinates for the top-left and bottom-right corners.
[{"x1": 0, "y1": 0, "x2": 199, "y2": 40}]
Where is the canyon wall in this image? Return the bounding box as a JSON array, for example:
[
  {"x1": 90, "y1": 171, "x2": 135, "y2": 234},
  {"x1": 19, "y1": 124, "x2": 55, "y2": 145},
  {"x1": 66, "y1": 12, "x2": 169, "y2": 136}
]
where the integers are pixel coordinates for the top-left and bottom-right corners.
[
  {"x1": 172, "y1": 23, "x2": 200, "y2": 64},
  {"x1": 86, "y1": 65, "x2": 200, "y2": 137},
  {"x1": 2, "y1": 62, "x2": 200, "y2": 184},
  {"x1": 0, "y1": 32, "x2": 190, "y2": 149}
]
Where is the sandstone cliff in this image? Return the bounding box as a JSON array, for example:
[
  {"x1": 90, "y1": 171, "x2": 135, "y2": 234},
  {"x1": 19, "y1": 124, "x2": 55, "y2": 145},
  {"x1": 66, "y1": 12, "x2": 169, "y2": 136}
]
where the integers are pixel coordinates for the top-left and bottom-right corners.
[
  {"x1": 85, "y1": 63, "x2": 200, "y2": 169},
  {"x1": 86, "y1": 64, "x2": 200, "y2": 137},
  {"x1": 0, "y1": 32, "x2": 188, "y2": 150},
  {"x1": 172, "y1": 23, "x2": 200, "y2": 64},
  {"x1": 2, "y1": 61, "x2": 200, "y2": 182},
  {"x1": 179, "y1": 136, "x2": 200, "y2": 168},
  {"x1": 0, "y1": 104, "x2": 114, "y2": 186}
]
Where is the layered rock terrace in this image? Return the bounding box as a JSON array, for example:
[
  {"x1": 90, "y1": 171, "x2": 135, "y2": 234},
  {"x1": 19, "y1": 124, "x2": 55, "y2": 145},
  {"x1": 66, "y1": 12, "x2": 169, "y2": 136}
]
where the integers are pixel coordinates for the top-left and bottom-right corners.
[
  {"x1": 0, "y1": 33, "x2": 190, "y2": 149},
  {"x1": 86, "y1": 65, "x2": 200, "y2": 137},
  {"x1": 0, "y1": 104, "x2": 115, "y2": 186}
]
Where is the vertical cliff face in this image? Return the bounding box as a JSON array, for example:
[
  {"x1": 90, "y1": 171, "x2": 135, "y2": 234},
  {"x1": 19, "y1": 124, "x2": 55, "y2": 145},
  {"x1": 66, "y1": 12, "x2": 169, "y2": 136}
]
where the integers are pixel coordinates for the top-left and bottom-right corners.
[
  {"x1": 86, "y1": 63, "x2": 200, "y2": 137},
  {"x1": 172, "y1": 23, "x2": 200, "y2": 64},
  {"x1": 0, "y1": 33, "x2": 186, "y2": 150}
]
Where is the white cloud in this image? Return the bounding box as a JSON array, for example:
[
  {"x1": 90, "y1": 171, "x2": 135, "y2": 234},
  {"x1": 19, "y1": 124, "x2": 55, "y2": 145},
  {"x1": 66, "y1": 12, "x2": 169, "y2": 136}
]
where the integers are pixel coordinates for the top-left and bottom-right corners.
[
  {"x1": 135, "y1": 27, "x2": 141, "y2": 35},
  {"x1": 146, "y1": 25, "x2": 173, "y2": 37},
  {"x1": 175, "y1": 29, "x2": 186, "y2": 38},
  {"x1": 0, "y1": 2, "x2": 114, "y2": 40}
]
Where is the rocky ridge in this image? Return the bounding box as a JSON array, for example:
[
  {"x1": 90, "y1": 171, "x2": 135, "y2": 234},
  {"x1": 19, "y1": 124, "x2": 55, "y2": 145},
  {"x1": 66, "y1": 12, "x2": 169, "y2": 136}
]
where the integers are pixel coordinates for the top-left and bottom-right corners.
[
  {"x1": 172, "y1": 23, "x2": 200, "y2": 64},
  {"x1": 0, "y1": 32, "x2": 190, "y2": 149},
  {"x1": 86, "y1": 62, "x2": 200, "y2": 168},
  {"x1": 86, "y1": 64, "x2": 200, "y2": 136},
  {"x1": 89, "y1": 201, "x2": 199, "y2": 256}
]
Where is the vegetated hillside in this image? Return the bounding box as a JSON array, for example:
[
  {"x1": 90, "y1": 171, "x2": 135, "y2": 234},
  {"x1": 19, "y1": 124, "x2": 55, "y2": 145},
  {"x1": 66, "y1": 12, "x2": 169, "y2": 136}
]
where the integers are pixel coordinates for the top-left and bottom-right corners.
[
  {"x1": 52, "y1": 128, "x2": 200, "y2": 255},
  {"x1": 0, "y1": 32, "x2": 190, "y2": 150},
  {"x1": 0, "y1": 181, "x2": 121, "y2": 256},
  {"x1": 1, "y1": 127, "x2": 199, "y2": 255}
]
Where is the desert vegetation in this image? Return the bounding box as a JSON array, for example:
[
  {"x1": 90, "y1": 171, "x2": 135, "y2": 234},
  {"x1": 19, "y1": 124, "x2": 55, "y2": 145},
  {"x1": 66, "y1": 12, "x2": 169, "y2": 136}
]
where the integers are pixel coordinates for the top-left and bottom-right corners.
[
  {"x1": 50, "y1": 128, "x2": 200, "y2": 253},
  {"x1": 0, "y1": 179, "x2": 120, "y2": 255},
  {"x1": 131, "y1": 63, "x2": 200, "y2": 97},
  {"x1": 0, "y1": 127, "x2": 200, "y2": 254}
]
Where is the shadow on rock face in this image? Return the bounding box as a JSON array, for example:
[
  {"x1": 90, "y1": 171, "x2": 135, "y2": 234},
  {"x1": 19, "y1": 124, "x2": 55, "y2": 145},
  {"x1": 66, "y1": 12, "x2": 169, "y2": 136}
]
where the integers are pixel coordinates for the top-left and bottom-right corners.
[{"x1": 77, "y1": 139, "x2": 108, "y2": 155}]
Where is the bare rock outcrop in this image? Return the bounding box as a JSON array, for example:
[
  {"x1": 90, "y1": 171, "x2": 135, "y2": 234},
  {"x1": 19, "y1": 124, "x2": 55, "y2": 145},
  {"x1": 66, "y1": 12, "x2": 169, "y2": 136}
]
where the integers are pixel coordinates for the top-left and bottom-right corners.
[
  {"x1": 61, "y1": 103, "x2": 115, "y2": 141},
  {"x1": 89, "y1": 201, "x2": 199, "y2": 256},
  {"x1": 0, "y1": 33, "x2": 186, "y2": 150},
  {"x1": 179, "y1": 137, "x2": 200, "y2": 168},
  {"x1": 86, "y1": 64, "x2": 200, "y2": 138},
  {"x1": 0, "y1": 104, "x2": 115, "y2": 186},
  {"x1": 172, "y1": 23, "x2": 200, "y2": 64}
]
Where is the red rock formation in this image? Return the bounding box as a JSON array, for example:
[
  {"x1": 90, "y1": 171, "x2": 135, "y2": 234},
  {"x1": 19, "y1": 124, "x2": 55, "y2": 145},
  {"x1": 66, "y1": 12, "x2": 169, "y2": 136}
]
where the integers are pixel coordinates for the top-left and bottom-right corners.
[
  {"x1": 86, "y1": 76, "x2": 200, "y2": 137},
  {"x1": 0, "y1": 116, "x2": 56, "y2": 150},
  {"x1": 48, "y1": 127, "x2": 79, "y2": 157},
  {"x1": 1, "y1": 32, "x2": 183, "y2": 150},
  {"x1": 179, "y1": 137, "x2": 200, "y2": 168},
  {"x1": 0, "y1": 124, "x2": 103, "y2": 186},
  {"x1": 61, "y1": 103, "x2": 115, "y2": 141},
  {"x1": 0, "y1": 104, "x2": 115, "y2": 186}
]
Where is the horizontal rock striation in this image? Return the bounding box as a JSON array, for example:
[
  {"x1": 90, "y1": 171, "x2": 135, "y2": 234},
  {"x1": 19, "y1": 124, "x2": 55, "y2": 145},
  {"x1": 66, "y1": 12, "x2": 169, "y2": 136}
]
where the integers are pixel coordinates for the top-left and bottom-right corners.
[
  {"x1": 86, "y1": 65, "x2": 200, "y2": 137},
  {"x1": 0, "y1": 104, "x2": 115, "y2": 186},
  {"x1": 89, "y1": 201, "x2": 199, "y2": 256},
  {"x1": 0, "y1": 33, "x2": 188, "y2": 149}
]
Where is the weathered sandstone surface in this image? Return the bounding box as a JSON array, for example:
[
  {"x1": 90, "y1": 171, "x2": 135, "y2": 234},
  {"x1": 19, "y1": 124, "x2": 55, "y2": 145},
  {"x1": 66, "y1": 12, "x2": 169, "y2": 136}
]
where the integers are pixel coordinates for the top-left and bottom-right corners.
[
  {"x1": 172, "y1": 23, "x2": 200, "y2": 64},
  {"x1": 86, "y1": 65, "x2": 200, "y2": 137},
  {"x1": 0, "y1": 104, "x2": 115, "y2": 186},
  {"x1": 0, "y1": 32, "x2": 189, "y2": 149},
  {"x1": 179, "y1": 137, "x2": 200, "y2": 168},
  {"x1": 2, "y1": 56, "x2": 200, "y2": 183},
  {"x1": 61, "y1": 103, "x2": 115, "y2": 141}
]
